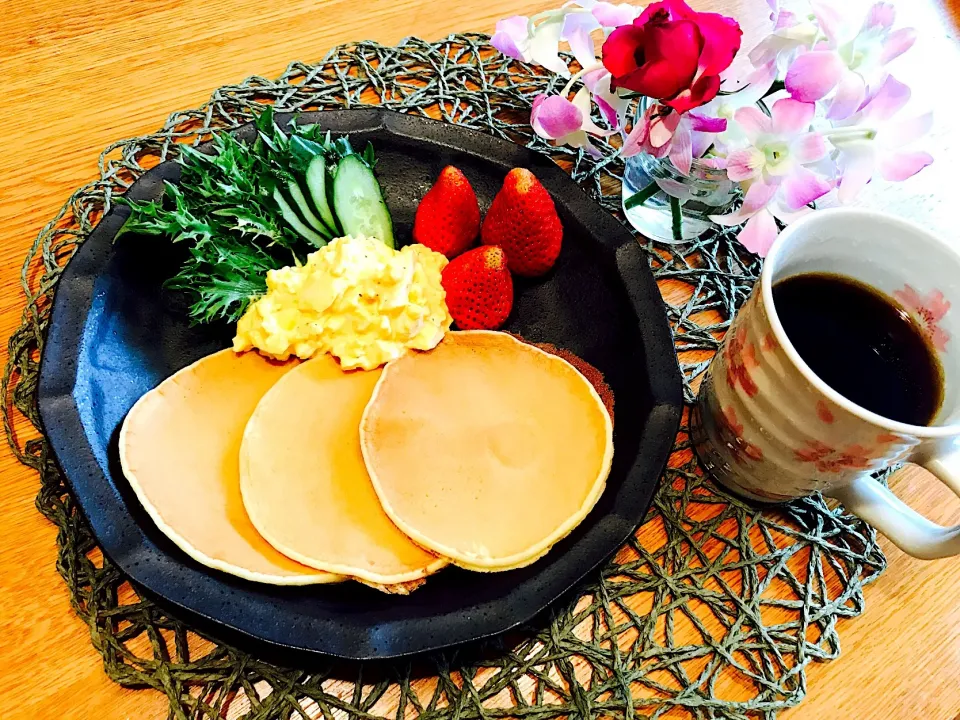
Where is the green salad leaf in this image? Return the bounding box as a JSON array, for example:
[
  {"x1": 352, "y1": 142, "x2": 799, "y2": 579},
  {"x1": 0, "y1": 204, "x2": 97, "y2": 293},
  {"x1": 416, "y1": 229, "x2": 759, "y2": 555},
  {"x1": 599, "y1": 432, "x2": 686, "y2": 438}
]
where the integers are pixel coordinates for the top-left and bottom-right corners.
[{"x1": 117, "y1": 108, "x2": 391, "y2": 324}]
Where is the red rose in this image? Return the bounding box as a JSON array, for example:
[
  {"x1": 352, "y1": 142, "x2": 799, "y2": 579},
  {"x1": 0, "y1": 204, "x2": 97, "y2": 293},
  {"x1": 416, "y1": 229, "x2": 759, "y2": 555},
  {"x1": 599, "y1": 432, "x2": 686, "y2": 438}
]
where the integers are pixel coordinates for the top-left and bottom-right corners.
[{"x1": 602, "y1": 0, "x2": 742, "y2": 113}]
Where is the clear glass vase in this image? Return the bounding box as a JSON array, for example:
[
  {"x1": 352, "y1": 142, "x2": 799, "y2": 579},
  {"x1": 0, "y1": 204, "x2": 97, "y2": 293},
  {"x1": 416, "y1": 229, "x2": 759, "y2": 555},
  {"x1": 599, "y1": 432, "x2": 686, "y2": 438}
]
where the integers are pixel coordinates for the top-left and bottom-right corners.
[{"x1": 620, "y1": 105, "x2": 737, "y2": 243}]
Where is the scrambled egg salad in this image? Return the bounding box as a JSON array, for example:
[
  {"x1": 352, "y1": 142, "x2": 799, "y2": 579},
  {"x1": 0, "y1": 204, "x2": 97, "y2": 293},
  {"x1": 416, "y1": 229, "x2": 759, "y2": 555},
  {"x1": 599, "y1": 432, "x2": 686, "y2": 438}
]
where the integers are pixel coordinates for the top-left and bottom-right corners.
[{"x1": 233, "y1": 235, "x2": 453, "y2": 370}]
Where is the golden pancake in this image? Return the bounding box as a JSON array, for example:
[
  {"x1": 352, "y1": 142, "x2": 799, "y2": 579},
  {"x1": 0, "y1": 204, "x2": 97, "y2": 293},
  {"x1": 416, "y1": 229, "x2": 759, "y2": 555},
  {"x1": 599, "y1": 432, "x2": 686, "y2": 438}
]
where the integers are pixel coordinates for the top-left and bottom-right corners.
[
  {"x1": 239, "y1": 355, "x2": 446, "y2": 586},
  {"x1": 119, "y1": 349, "x2": 340, "y2": 585},
  {"x1": 360, "y1": 330, "x2": 614, "y2": 571}
]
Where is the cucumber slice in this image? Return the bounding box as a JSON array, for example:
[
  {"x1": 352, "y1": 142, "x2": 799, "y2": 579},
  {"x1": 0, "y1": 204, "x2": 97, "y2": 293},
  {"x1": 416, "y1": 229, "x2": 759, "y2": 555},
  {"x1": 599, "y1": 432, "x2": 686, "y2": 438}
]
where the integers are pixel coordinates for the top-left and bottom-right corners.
[
  {"x1": 272, "y1": 187, "x2": 328, "y2": 248},
  {"x1": 286, "y1": 180, "x2": 332, "y2": 239},
  {"x1": 304, "y1": 155, "x2": 338, "y2": 234},
  {"x1": 333, "y1": 155, "x2": 395, "y2": 248}
]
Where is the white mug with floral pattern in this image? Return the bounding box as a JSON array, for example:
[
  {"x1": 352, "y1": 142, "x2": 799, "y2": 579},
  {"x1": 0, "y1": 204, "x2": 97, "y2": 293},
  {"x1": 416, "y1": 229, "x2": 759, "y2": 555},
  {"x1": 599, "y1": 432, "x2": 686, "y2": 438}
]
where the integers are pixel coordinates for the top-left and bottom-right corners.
[{"x1": 692, "y1": 208, "x2": 960, "y2": 559}]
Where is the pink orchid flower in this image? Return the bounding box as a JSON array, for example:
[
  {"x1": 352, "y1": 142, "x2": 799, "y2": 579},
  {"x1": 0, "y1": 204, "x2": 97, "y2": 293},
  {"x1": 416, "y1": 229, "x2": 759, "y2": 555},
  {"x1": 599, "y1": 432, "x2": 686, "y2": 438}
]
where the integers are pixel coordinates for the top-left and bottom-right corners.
[
  {"x1": 491, "y1": 14, "x2": 569, "y2": 77},
  {"x1": 530, "y1": 89, "x2": 615, "y2": 157},
  {"x1": 747, "y1": 6, "x2": 818, "y2": 76},
  {"x1": 491, "y1": 2, "x2": 642, "y2": 76},
  {"x1": 583, "y1": 67, "x2": 632, "y2": 134},
  {"x1": 710, "y1": 98, "x2": 831, "y2": 256},
  {"x1": 590, "y1": 1, "x2": 642, "y2": 28},
  {"x1": 695, "y1": 61, "x2": 779, "y2": 149},
  {"x1": 491, "y1": 16, "x2": 532, "y2": 62},
  {"x1": 827, "y1": 75, "x2": 933, "y2": 203},
  {"x1": 621, "y1": 104, "x2": 725, "y2": 174},
  {"x1": 785, "y1": 2, "x2": 916, "y2": 120}
]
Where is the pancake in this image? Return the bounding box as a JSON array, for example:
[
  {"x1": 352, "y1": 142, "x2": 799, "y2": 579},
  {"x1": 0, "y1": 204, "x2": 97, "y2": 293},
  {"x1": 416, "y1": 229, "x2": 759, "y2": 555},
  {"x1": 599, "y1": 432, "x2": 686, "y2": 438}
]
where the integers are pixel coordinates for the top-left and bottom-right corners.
[
  {"x1": 119, "y1": 349, "x2": 340, "y2": 585},
  {"x1": 360, "y1": 330, "x2": 614, "y2": 571},
  {"x1": 239, "y1": 355, "x2": 446, "y2": 586}
]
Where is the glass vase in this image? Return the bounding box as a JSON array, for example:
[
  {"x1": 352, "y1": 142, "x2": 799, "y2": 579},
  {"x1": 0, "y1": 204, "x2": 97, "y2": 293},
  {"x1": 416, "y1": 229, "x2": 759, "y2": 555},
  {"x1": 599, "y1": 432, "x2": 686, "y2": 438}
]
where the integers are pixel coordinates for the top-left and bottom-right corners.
[{"x1": 620, "y1": 105, "x2": 737, "y2": 243}]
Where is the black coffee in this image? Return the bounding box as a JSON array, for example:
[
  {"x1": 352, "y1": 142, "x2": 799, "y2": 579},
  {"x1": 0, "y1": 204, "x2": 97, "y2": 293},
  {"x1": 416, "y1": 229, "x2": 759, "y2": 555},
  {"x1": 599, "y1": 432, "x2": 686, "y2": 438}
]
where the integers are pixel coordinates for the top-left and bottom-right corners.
[{"x1": 772, "y1": 272, "x2": 943, "y2": 426}]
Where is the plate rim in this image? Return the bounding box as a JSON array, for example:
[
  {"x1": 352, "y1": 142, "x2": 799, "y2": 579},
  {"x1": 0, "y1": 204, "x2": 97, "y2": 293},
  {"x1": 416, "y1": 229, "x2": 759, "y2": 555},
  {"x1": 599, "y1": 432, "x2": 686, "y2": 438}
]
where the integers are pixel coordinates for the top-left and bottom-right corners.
[{"x1": 37, "y1": 107, "x2": 683, "y2": 660}]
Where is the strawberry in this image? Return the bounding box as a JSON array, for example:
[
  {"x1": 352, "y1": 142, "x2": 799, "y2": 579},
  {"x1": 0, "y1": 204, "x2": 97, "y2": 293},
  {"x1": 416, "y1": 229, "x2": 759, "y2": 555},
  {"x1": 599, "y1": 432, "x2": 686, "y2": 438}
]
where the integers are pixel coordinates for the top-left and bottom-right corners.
[
  {"x1": 441, "y1": 246, "x2": 513, "y2": 330},
  {"x1": 413, "y1": 166, "x2": 481, "y2": 259},
  {"x1": 481, "y1": 168, "x2": 563, "y2": 277}
]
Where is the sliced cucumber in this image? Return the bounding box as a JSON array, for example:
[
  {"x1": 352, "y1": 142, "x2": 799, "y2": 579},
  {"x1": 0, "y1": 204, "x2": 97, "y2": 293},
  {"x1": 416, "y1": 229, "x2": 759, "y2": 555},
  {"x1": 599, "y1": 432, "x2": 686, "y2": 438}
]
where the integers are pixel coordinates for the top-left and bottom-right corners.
[
  {"x1": 332, "y1": 155, "x2": 395, "y2": 248},
  {"x1": 286, "y1": 180, "x2": 332, "y2": 239},
  {"x1": 304, "y1": 155, "x2": 339, "y2": 235},
  {"x1": 272, "y1": 187, "x2": 328, "y2": 248}
]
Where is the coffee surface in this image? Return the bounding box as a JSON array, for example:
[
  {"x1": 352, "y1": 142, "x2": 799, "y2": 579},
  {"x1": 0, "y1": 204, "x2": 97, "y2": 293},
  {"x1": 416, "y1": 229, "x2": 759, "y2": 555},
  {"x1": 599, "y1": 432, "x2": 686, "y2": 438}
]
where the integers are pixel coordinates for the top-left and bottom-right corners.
[{"x1": 772, "y1": 272, "x2": 943, "y2": 426}]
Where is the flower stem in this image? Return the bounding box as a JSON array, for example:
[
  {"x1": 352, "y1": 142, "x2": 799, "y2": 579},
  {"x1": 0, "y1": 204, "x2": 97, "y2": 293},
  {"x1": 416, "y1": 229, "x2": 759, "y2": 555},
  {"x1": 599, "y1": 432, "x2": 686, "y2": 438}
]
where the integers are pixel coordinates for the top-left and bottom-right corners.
[
  {"x1": 822, "y1": 127, "x2": 878, "y2": 143},
  {"x1": 560, "y1": 62, "x2": 606, "y2": 96},
  {"x1": 670, "y1": 196, "x2": 683, "y2": 241},
  {"x1": 624, "y1": 181, "x2": 661, "y2": 210},
  {"x1": 764, "y1": 79, "x2": 786, "y2": 97}
]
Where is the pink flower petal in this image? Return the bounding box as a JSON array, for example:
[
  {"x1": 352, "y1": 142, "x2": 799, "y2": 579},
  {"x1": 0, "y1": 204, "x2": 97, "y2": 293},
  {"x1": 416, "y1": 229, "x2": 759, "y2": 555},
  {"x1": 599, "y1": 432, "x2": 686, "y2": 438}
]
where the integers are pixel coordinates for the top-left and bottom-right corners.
[
  {"x1": 584, "y1": 70, "x2": 629, "y2": 132},
  {"x1": 591, "y1": 2, "x2": 639, "y2": 28},
  {"x1": 785, "y1": 51, "x2": 845, "y2": 102},
  {"x1": 531, "y1": 94, "x2": 584, "y2": 140},
  {"x1": 881, "y1": 27, "x2": 917, "y2": 65},
  {"x1": 621, "y1": 111, "x2": 652, "y2": 158},
  {"x1": 780, "y1": 166, "x2": 832, "y2": 210},
  {"x1": 881, "y1": 112, "x2": 934, "y2": 148},
  {"x1": 491, "y1": 16, "x2": 530, "y2": 61},
  {"x1": 878, "y1": 150, "x2": 933, "y2": 182},
  {"x1": 725, "y1": 148, "x2": 764, "y2": 181},
  {"x1": 837, "y1": 142, "x2": 876, "y2": 203},
  {"x1": 774, "y1": 8, "x2": 796, "y2": 29},
  {"x1": 565, "y1": 130, "x2": 603, "y2": 158},
  {"x1": 582, "y1": 68, "x2": 608, "y2": 89},
  {"x1": 528, "y1": 16, "x2": 570, "y2": 77},
  {"x1": 594, "y1": 95, "x2": 618, "y2": 129},
  {"x1": 769, "y1": 202, "x2": 813, "y2": 224},
  {"x1": 669, "y1": 120, "x2": 693, "y2": 176},
  {"x1": 562, "y1": 13, "x2": 601, "y2": 69},
  {"x1": 649, "y1": 109, "x2": 682, "y2": 149},
  {"x1": 691, "y1": 130, "x2": 713, "y2": 159},
  {"x1": 827, "y1": 71, "x2": 866, "y2": 120},
  {"x1": 570, "y1": 87, "x2": 615, "y2": 138},
  {"x1": 770, "y1": 97, "x2": 816, "y2": 136},
  {"x1": 688, "y1": 113, "x2": 727, "y2": 133},
  {"x1": 810, "y1": 0, "x2": 845, "y2": 45},
  {"x1": 711, "y1": 179, "x2": 778, "y2": 225},
  {"x1": 863, "y1": 2, "x2": 896, "y2": 32},
  {"x1": 733, "y1": 106, "x2": 771, "y2": 142},
  {"x1": 742, "y1": 179, "x2": 779, "y2": 215},
  {"x1": 862, "y1": 75, "x2": 911, "y2": 121},
  {"x1": 741, "y1": 61, "x2": 778, "y2": 100},
  {"x1": 790, "y1": 132, "x2": 828, "y2": 164},
  {"x1": 737, "y1": 209, "x2": 779, "y2": 257},
  {"x1": 746, "y1": 36, "x2": 779, "y2": 68}
]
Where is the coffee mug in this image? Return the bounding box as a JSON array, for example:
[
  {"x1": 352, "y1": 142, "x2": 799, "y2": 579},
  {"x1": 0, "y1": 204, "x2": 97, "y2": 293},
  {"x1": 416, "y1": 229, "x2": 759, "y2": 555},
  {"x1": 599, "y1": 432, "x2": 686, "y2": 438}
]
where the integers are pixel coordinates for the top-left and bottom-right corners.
[{"x1": 692, "y1": 208, "x2": 960, "y2": 559}]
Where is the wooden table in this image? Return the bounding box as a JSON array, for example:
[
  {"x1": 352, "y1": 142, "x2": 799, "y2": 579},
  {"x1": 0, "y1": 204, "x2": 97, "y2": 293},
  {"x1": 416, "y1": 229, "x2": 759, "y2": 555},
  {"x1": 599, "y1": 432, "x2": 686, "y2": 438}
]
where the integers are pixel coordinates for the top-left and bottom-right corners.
[{"x1": 1, "y1": 1, "x2": 959, "y2": 718}]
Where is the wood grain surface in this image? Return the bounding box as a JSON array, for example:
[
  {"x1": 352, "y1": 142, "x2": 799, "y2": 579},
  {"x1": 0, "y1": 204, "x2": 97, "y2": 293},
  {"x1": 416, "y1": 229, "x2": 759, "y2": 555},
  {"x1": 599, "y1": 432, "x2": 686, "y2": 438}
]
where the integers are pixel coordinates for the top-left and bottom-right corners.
[{"x1": 1, "y1": 1, "x2": 959, "y2": 718}]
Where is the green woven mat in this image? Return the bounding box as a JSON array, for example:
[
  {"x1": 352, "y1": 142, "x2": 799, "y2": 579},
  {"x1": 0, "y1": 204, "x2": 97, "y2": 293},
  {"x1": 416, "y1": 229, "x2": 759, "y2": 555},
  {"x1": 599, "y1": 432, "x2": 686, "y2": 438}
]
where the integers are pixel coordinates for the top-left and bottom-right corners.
[{"x1": 4, "y1": 34, "x2": 887, "y2": 720}]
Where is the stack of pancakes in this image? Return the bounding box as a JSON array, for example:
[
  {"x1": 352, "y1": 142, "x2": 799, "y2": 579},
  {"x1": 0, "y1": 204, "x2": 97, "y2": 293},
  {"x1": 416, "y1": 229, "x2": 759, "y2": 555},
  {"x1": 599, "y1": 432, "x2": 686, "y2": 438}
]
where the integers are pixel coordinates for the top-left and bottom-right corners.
[{"x1": 119, "y1": 331, "x2": 614, "y2": 593}]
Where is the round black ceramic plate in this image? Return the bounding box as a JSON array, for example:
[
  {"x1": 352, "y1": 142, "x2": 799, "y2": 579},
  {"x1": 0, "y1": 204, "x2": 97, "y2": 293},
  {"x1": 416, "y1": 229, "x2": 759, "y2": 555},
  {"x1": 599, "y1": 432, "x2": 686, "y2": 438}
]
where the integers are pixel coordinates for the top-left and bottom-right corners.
[{"x1": 38, "y1": 108, "x2": 682, "y2": 660}]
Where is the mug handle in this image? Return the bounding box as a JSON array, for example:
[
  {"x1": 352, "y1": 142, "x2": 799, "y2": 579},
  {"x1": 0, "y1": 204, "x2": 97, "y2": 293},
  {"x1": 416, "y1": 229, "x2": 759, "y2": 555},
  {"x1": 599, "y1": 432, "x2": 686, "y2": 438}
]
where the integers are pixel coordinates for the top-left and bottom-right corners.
[{"x1": 828, "y1": 450, "x2": 960, "y2": 560}]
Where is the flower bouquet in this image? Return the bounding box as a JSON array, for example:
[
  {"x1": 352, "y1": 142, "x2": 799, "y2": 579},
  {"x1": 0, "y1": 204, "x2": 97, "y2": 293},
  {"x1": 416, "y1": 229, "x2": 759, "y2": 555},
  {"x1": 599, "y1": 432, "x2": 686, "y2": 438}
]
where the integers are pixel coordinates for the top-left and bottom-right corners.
[{"x1": 492, "y1": 0, "x2": 932, "y2": 254}]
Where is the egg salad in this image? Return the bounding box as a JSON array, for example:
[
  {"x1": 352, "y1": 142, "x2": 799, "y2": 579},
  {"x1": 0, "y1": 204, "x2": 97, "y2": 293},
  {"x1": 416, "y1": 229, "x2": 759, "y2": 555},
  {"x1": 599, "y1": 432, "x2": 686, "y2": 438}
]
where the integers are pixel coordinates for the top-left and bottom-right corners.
[{"x1": 233, "y1": 235, "x2": 453, "y2": 370}]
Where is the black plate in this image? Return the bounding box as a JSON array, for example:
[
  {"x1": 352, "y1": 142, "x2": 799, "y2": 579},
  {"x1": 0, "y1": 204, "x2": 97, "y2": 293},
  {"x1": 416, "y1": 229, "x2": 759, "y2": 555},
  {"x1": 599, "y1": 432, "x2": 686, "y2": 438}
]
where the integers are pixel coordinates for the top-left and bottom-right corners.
[{"x1": 38, "y1": 108, "x2": 682, "y2": 660}]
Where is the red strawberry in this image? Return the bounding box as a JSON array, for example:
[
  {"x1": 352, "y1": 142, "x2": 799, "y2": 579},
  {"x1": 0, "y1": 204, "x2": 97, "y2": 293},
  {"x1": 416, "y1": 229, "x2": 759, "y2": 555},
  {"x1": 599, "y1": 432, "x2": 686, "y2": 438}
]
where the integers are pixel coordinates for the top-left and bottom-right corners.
[
  {"x1": 481, "y1": 168, "x2": 563, "y2": 277},
  {"x1": 441, "y1": 246, "x2": 513, "y2": 330},
  {"x1": 413, "y1": 166, "x2": 481, "y2": 259}
]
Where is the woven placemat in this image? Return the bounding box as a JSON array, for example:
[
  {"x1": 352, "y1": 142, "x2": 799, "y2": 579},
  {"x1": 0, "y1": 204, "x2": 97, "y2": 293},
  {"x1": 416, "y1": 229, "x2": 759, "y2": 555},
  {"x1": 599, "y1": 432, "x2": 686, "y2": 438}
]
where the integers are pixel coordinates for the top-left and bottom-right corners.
[{"x1": 4, "y1": 34, "x2": 887, "y2": 720}]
